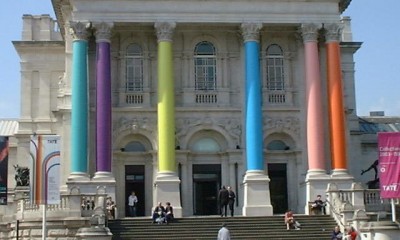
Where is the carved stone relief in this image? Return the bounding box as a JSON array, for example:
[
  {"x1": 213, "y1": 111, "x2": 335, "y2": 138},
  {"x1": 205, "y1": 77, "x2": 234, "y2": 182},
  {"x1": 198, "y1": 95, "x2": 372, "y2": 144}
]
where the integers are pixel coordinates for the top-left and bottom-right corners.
[{"x1": 263, "y1": 117, "x2": 300, "y2": 138}]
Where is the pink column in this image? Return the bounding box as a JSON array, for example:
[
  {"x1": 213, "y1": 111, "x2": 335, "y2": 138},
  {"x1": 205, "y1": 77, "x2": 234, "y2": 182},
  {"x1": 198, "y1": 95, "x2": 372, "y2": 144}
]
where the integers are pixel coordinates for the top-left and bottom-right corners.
[{"x1": 302, "y1": 24, "x2": 326, "y2": 172}]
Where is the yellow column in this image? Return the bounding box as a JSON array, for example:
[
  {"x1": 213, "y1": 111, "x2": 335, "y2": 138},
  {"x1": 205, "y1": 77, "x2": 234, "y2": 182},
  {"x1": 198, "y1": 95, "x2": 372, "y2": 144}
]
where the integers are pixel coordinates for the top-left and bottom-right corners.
[
  {"x1": 154, "y1": 22, "x2": 182, "y2": 217},
  {"x1": 156, "y1": 22, "x2": 176, "y2": 172}
]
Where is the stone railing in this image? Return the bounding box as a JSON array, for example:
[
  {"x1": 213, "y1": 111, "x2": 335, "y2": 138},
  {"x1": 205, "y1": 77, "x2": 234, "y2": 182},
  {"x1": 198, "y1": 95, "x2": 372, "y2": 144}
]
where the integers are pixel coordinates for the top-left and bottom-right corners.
[
  {"x1": 363, "y1": 189, "x2": 392, "y2": 212},
  {"x1": 14, "y1": 189, "x2": 107, "y2": 220},
  {"x1": 326, "y1": 183, "x2": 400, "y2": 239}
]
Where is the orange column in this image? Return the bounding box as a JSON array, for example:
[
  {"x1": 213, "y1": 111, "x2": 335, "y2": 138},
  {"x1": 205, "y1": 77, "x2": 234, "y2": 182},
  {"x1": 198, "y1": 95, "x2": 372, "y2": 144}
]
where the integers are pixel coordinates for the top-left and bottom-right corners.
[{"x1": 325, "y1": 24, "x2": 347, "y2": 170}]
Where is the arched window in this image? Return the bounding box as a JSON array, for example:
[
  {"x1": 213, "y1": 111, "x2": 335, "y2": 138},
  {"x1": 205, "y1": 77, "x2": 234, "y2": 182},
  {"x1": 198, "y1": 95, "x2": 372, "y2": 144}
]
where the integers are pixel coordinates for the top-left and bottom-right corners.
[
  {"x1": 194, "y1": 41, "x2": 216, "y2": 91},
  {"x1": 125, "y1": 44, "x2": 143, "y2": 92},
  {"x1": 266, "y1": 44, "x2": 284, "y2": 91},
  {"x1": 266, "y1": 140, "x2": 289, "y2": 151},
  {"x1": 123, "y1": 141, "x2": 146, "y2": 152},
  {"x1": 191, "y1": 137, "x2": 221, "y2": 153}
]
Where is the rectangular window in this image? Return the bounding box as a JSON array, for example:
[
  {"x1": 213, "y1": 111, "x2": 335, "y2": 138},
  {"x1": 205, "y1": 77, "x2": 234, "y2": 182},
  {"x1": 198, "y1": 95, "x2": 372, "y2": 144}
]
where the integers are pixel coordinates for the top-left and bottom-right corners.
[{"x1": 195, "y1": 57, "x2": 216, "y2": 90}]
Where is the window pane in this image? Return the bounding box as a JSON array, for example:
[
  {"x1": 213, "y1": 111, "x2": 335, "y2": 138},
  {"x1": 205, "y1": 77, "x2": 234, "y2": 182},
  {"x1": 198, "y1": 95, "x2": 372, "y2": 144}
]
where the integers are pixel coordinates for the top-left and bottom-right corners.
[
  {"x1": 266, "y1": 44, "x2": 284, "y2": 91},
  {"x1": 194, "y1": 42, "x2": 216, "y2": 91},
  {"x1": 125, "y1": 44, "x2": 143, "y2": 92}
]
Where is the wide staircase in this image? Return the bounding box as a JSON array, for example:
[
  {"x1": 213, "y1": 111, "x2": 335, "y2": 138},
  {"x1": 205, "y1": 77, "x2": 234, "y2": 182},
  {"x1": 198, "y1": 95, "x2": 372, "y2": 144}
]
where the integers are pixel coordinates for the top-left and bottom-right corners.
[{"x1": 107, "y1": 215, "x2": 337, "y2": 240}]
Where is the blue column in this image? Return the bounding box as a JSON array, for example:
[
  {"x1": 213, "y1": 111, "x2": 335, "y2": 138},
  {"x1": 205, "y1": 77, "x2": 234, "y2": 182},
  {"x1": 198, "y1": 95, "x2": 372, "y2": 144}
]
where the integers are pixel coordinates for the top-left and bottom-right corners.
[
  {"x1": 245, "y1": 41, "x2": 263, "y2": 171},
  {"x1": 71, "y1": 23, "x2": 89, "y2": 173}
]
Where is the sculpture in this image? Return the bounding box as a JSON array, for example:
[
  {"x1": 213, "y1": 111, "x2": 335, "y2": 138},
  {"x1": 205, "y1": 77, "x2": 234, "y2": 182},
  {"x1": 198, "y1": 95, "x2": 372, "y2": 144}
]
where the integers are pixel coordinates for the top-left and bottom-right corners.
[{"x1": 14, "y1": 165, "x2": 30, "y2": 186}]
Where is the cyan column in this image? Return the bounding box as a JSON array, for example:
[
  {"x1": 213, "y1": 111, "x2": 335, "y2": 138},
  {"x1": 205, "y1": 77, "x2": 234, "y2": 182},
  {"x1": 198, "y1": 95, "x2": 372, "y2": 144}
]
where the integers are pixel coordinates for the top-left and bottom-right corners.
[
  {"x1": 93, "y1": 22, "x2": 113, "y2": 178},
  {"x1": 241, "y1": 23, "x2": 273, "y2": 216},
  {"x1": 244, "y1": 29, "x2": 263, "y2": 171},
  {"x1": 69, "y1": 22, "x2": 89, "y2": 178}
]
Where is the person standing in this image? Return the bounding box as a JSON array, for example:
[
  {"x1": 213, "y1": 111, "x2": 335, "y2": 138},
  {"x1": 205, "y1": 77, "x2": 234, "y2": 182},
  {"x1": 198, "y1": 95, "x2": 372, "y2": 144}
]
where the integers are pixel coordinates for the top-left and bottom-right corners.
[
  {"x1": 128, "y1": 191, "x2": 138, "y2": 217},
  {"x1": 227, "y1": 186, "x2": 236, "y2": 217},
  {"x1": 218, "y1": 186, "x2": 229, "y2": 217},
  {"x1": 217, "y1": 223, "x2": 231, "y2": 240}
]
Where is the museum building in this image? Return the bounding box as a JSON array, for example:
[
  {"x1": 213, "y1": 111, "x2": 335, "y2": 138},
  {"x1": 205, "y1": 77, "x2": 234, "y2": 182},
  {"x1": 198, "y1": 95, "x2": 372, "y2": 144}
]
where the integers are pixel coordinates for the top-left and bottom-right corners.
[{"x1": 2, "y1": 0, "x2": 381, "y2": 222}]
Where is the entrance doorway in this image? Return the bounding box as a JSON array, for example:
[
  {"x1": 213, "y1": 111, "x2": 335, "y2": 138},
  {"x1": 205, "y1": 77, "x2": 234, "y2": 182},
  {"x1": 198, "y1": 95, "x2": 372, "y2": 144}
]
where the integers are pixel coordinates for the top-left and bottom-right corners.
[
  {"x1": 268, "y1": 163, "x2": 288, "y2": 214},
  {"x1": 193, "y1": 164, "x2": 221, "y2": 215},
  {"x1": 125, "y1": 165, "x2": 145, "y2": 217}
]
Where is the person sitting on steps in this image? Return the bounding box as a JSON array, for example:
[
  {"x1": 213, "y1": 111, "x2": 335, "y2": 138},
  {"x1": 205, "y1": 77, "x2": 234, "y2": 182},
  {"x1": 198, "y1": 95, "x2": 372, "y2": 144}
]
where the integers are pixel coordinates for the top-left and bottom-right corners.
[
  {"x1": 311, "y1": 194, "x2": 326, "y2": 215},
  {"x1": 165, "y1": 202, "x2": 174, "y2": 224},
  {"x1": 152, "y1": 202, "x2": 166, "y2": 224},
  {"x1": 284, "y1": 209, "x2": 300, "y2": 230}
]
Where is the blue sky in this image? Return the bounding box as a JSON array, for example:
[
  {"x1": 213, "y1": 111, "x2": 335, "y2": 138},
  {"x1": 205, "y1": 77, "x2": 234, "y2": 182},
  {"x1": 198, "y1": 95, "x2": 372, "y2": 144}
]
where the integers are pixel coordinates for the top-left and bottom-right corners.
[{"x1": 0, "y1": 0, "x2": 399, "y2": 119}]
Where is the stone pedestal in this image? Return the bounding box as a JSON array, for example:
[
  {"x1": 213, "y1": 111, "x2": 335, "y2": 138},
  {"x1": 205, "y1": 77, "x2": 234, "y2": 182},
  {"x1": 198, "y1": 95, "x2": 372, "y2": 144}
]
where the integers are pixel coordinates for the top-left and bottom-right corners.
[
  {"x1": 305, "y1": 170, "x2": 330, "y2": 214},
  {"x1": 242, "y1": 170, "x2": 273, "y2": 216},
  {"x1": 76, "y1": 227, "x2": 112, "y2": 240},
  {"x1": 66, "y1": 172, "x2": 116, "y2": 200},
  {"x1": 154, "y1": 172, "x2": 182, "y2": 217},
  {"x1": 330, "y1": 169, "x2": 354, "y2": 189}
]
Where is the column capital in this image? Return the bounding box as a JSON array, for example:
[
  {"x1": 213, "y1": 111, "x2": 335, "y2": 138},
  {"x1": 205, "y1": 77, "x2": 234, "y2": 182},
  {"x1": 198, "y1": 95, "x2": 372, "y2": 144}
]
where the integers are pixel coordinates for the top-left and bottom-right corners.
[
  {"x1": 241, "y1": 23, "x2": 262, "y2": 42},
  {"x1": 300, "y1": 23, "x2": 321, "y2": 43},
  {"x1": 69, "y1": 21, "x2": 91, "y2": 41},
  {"x1": 324, "y1": 23, "x2": 343, "y2": 43},
  {"x1": 93, "y1": 22, "x2": 114, "y2": 43},
  {"x1": 154, "y1": 22, "x2": 176, "y2": 42}
]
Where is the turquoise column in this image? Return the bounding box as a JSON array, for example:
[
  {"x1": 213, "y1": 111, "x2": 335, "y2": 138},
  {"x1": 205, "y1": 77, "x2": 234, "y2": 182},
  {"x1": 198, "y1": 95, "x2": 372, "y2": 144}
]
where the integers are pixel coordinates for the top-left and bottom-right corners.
[
  {"x1": 70, "y1": 22, "x2": 89, "y2": 173},
  {"x1": 243, "y1": 24, "x2": 263, "y2": 171}
]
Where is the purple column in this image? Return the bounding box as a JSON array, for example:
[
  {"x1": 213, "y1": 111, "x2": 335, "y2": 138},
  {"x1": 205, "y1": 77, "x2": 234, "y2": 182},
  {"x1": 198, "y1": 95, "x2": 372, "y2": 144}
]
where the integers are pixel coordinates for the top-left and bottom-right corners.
[{"x1": 95, "y1": 23, "x2": 112, "y2": 173}]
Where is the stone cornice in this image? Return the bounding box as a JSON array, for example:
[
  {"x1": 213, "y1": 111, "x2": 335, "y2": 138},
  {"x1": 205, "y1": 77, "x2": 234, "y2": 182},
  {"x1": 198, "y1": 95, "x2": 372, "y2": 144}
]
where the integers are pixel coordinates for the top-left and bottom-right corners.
[
  {"x1": 53, "y1": 0, "x2": 352, "y2": 39},
  {"x1": 339, "y1": 0, "x2": 352, "y2": 13}
]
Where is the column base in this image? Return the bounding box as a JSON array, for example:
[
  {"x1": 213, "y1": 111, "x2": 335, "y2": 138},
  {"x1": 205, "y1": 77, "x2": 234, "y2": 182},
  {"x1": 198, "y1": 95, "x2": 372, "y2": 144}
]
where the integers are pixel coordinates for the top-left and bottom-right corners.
[
  {"x1": 93, "y1": 172, "x2": 115, "y2": 182},
  {"x1": 154, "y1": 171, "x2": 182, "y2": 217},
  {"x1": 242, "y1": 170, "x2": 273, "y2": 216},
  {"x1": 67, "y1": 172, "x2": 91, "y2": 182},
  {"x1": 330, "y1": 169, "x2": 354, "y2": 189}
]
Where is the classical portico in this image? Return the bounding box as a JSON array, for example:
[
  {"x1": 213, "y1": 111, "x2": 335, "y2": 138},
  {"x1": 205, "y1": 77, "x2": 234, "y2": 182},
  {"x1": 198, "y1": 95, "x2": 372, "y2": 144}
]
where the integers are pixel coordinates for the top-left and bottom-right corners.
[{"x1": 12, "y1": 0, "x2": 360, "y2": 219}]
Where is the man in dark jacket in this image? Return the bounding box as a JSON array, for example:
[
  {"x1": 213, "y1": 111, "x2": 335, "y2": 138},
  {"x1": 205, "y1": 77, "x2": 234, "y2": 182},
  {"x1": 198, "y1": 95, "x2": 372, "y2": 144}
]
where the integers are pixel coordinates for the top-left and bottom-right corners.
[
  {"x1": 227, "y1": 186, "x2": 236, "y2": 217},
  {"x1": 218, "y1": 186, "x2": 229, "y2": 217}
]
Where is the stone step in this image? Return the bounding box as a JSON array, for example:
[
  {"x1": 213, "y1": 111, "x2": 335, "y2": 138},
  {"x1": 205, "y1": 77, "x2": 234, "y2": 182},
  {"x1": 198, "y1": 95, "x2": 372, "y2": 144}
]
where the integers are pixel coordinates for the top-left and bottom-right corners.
[{"x1": 108, "y1": 215, "x2": 337, "y2": 240}]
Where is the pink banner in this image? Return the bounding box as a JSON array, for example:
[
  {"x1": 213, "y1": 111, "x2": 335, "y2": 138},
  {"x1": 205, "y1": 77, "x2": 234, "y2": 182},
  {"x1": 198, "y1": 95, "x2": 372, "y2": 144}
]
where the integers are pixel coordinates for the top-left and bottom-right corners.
[{"x1": 378, "y1": 132, "x2": 400, "y2": 199}]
